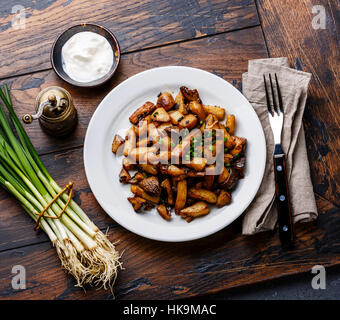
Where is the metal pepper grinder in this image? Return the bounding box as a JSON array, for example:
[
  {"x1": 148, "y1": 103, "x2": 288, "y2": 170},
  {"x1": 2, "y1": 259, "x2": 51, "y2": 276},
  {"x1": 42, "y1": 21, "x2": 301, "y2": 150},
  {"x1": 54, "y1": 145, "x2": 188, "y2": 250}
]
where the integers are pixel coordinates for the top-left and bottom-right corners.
[{"x1": 22, "y1": 86, "x2": 77, "y2": 137}]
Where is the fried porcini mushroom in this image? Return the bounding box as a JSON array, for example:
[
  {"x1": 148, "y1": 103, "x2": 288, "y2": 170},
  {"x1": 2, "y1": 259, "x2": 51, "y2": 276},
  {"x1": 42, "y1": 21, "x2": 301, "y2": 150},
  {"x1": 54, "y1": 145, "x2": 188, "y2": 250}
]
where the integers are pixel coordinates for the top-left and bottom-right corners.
[
  {"x1": 128, "y1": 197, "x2": 147, "y2": 212},
  {"x1": 112, "y1": 134, "x2": 125, "y2": 153},
  {"x1": 180, "y1": 86, "x2": 201, "y2": 103},
  {"x1": 160, "y1": 178, "x2": 174, "y2": 205},
  {"x1": 156, "y1": 92, "x2": 175, "y2": 111},
  {"x1": 139, "y1": 176, "x2": 161, "y2": 196},
  {"x1": 119, "y1": 168, "x2": 131, "y2": 184},
  {"x1": 129, "y1": 101, "x2": 156, "y2": 124}
]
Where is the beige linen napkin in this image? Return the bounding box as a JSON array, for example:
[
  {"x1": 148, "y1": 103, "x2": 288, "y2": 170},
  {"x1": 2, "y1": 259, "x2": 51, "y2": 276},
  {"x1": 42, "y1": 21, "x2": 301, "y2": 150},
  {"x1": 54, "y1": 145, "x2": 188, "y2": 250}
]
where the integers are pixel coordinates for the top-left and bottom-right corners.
[{"x1": 242, "y1": 57, "x2": 318, "y2": 235}]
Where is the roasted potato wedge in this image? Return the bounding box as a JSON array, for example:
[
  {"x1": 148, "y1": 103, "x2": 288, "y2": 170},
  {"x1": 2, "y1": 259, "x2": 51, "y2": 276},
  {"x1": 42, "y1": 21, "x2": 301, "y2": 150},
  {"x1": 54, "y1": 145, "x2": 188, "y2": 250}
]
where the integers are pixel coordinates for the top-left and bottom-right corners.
[
  {"x1": 188, "y1": 188, "x2": 217, "y2": 204},
  {"x1": 179, "y1": 114, "x2": 198, "y2": 130},
  {"x1": 179, "y1": 201, "x2": 210, "y2": 218},
  {"x1": 216, "y1": 190, "x2": 231, "y2": 207},
  {"x1": 112, "y1": 134, "x2": 124, "y2": 153},
  {"x1": 175, "y1": 179, "x2": 187, "y2": 214},
  {"x1": 128, "y1": 147, "x2": 158, "y2": 163},
  {"x1": 171, "y1": 128, "x2": 201, "y2": 159},
  {"x1": 202, "y1": 105, "x2": 225, "y2": 120},
  {"x1": 157, "y1": 204, "x2": 171, "y2": 220},
  {"x1": 129, "y1": 101, "x2": 155, "y2": 124},
  {"x1": 119, "y1": 168, "x2": 131, "y2": 184},
  {"x1": 169, "y1": 110, "x2": 184, "y2": 125},
  {"x1": 156, "y1": 92, "x2": 175, "y2": 111},
  {"x1": 135, "y1": 120, "x2": 148, "y2": 137},
  {"x1": 151, "y1": 107, "x2": 170, "y2": 122},
  {"x1": 147, "y1": 123, "x2": 160, "y2": 143}
]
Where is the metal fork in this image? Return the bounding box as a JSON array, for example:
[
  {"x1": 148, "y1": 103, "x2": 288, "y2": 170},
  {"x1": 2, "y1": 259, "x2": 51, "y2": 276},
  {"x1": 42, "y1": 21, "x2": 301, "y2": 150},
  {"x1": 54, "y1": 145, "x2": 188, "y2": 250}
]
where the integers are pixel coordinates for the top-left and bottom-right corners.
[{"x1": 264, "y1": 74, "x2": 295, "y2": 246}]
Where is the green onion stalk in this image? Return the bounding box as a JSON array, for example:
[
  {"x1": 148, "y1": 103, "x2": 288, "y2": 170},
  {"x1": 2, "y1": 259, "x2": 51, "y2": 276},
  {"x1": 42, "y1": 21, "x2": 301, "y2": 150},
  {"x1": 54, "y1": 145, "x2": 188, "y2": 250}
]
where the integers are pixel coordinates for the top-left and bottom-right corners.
[{"x1": 0, "y1": 84, "x2": 121, "y2": 292}]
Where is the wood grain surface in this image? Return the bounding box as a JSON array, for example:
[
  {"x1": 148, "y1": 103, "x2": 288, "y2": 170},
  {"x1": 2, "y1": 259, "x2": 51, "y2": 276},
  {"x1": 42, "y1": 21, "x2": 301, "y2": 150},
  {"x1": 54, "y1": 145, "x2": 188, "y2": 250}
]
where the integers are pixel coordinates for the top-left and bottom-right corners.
[
  {"x1": 257, "y1": 0, "x2": 340, "y2": 206},
  {"x1": 0, "y1": 0, "x2": 339, "y2": 300},
  {"x1": 0, "y1": 0, "x2": 259, "y2": 78}
]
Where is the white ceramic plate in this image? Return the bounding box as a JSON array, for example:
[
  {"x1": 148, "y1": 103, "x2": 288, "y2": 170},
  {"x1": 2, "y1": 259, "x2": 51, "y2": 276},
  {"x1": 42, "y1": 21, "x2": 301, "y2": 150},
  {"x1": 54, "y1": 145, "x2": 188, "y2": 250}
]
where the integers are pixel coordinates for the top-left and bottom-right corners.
[{"x1": 84, "y1": 66, "x2": 266, "y2": 242}]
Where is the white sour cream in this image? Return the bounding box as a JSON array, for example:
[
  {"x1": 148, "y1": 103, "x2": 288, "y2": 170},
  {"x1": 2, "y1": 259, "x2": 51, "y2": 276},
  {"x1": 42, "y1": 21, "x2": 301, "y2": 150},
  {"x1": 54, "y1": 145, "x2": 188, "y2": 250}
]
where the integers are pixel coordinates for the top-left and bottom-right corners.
[{"x1": 61, "y1": 31, "x2": 114, "y2": 83}]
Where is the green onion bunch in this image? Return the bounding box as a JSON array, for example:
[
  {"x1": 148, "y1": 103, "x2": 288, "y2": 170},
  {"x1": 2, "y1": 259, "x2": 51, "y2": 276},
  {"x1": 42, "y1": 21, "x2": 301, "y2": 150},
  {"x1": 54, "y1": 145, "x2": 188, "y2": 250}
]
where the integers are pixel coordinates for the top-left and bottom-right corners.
[{"x1": 0, "y1": 84, "x2": 121, "y2": 291}]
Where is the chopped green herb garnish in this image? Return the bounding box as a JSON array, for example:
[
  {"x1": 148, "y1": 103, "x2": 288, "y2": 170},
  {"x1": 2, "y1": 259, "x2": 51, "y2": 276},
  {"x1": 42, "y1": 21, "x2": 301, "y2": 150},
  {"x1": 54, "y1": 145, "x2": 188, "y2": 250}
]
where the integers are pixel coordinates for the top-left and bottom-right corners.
[
  {"x1": 224, "y1": 137, "x2": 227, "y2": 142},
  {"x1": 200, "y1": 120, "x2": 203, "y2": 125},
  {"x1": 225, "y1": 127, "x2": 229, "y2": 132},
  {"x1": 153, "y1": 112, "x2": 158, "y2": 117},
  {"x1": 224, "y1": 148, "x2": 228, "y2": 153},
  {"x1": 209, "y1": 146, "x2": 214, "y2": 151},
  {"x1": 233, "y1": 153, "x2": 240, "y2": 159}
]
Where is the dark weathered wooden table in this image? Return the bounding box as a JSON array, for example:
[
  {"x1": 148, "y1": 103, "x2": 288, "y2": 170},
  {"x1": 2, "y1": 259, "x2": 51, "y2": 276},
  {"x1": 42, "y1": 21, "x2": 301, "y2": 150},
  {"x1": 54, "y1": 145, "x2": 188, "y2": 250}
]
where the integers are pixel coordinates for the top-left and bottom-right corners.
[{"x1": 0, "y1": 0, "x2": 339, "y2": 300}]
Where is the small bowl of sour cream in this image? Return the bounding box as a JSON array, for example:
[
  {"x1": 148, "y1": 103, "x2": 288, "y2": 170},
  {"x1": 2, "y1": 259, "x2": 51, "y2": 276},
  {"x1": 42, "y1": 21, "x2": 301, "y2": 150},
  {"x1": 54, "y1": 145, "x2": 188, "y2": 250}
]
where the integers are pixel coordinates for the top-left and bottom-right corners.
[{"x1": 51, "y1": 24, "x2": 120, "y2": 87}]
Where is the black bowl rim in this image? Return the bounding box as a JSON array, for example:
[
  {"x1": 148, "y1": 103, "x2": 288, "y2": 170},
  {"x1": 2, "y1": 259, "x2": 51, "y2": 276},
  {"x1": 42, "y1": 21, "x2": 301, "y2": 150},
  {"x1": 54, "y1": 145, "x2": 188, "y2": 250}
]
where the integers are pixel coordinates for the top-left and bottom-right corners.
[{"x1": 50, "y1": 23, "x2": 121, "y2": 88}]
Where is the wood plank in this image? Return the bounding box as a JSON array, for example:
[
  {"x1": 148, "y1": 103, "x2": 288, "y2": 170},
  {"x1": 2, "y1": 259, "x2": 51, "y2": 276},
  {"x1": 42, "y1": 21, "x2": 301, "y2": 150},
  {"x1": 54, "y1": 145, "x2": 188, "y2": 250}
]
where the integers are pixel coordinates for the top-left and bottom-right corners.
[
  {"x1": 257, "y1": 0, "x2": 340, "y2": 205},
  {"x1": 1, "y1": 27, "x2": 267, "y2": 156},
  {"x1": 0, "y1": 193, "x2": 339, "y2": 299},
  {"x1": 0, "y1": 0, "x2": 259, "y2": 78}
]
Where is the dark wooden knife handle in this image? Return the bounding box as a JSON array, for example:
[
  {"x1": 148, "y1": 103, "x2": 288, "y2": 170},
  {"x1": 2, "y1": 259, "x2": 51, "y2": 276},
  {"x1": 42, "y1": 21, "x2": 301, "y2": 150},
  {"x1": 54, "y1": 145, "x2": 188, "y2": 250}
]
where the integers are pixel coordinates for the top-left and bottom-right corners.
[{"x1": 273, "y1": 148, "x2": 295, "y2": 246}]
